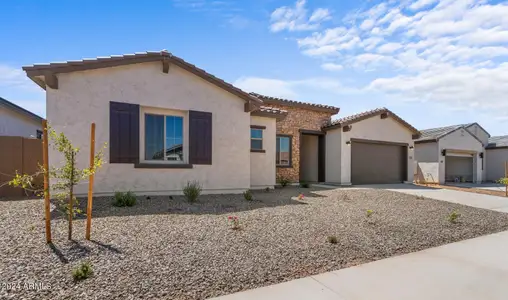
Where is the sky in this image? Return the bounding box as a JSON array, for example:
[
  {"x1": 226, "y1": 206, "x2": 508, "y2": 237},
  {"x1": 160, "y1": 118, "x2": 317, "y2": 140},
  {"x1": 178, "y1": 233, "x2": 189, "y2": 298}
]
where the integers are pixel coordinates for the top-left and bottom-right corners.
[{"x1": 1, "y1": 0, "x2": 508, "y2": 135}]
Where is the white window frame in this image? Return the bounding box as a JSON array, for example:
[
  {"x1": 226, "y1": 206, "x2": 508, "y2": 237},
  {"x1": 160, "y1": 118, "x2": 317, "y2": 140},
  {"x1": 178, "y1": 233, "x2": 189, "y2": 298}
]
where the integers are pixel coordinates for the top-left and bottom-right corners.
[
  {"x1": 276, "y1": 135, "x2": 291, "y2": 166},
  {"x1": 140, "y1": 106, "x2": 188, "y2": 164}
]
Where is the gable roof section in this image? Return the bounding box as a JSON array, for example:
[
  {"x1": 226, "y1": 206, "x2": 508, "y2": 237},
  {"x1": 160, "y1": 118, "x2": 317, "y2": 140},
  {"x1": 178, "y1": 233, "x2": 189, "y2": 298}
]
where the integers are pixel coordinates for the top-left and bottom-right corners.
[
  {"x1": 22, "y1": 50, "x2": 263, "y2": 106},
  {"x1": 249, "y1": 92, "x2": 340, "y2": 114},
  {"x1": 486, "y1": 135, "x2": 508, "y2": 149},
  {"x1": 322, "y1": 107, "x2": 420, "y2": 135},
  {"x1": 416, "y1": 123, "x2": 484, "y2": 145},
  {"x1": 0, "y1": 97, "x2": 43, "y2": 123},
  {"x1": 465, "y1": 122, "x2": 491, "y2": 138}
]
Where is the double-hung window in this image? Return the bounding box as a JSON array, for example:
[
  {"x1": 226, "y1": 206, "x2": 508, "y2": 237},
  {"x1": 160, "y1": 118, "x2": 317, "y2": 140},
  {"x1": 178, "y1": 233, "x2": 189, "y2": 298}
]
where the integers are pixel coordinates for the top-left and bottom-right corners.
[
  {"x1": 251, "y1": 128, "x2": 263, "y2": 150},
  {"x1": 276, "y1": 135, "x2": 291, "y2": 166},
  {"x1": 144, "y1": 114, "x2": 184, "y2": 162}
]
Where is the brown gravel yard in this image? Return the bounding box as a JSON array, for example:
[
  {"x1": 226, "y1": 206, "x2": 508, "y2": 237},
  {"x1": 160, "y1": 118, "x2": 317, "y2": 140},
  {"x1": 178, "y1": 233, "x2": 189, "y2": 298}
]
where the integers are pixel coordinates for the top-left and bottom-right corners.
[{"x1": 2, "y1": 187, "x2": 508, "y2": 300}]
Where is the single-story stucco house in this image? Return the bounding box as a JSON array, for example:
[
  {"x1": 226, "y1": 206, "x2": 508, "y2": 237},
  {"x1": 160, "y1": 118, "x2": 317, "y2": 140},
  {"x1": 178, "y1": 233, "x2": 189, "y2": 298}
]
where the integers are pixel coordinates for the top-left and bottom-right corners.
[
  {"x1": 486, "y1": 135, "x2": 508, "y2": 182},
  {"x1": 414, "y1": 123, "x2": 490, "y2": 184},
  {"x1": 0, "y1": 97, "x2": 43, "y2": 139}
]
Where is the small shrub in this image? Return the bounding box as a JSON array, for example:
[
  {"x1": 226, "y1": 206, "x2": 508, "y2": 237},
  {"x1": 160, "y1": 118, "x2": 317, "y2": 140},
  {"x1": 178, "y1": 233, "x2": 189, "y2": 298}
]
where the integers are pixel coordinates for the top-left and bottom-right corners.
[
  {"x1": 113, "y1": 191, "x2": 137, "y2": 207},
  {"x1": 366, "y1": 209, "x2": 374, "y2": 218},
  {"x1": 183, "y1": 181, "x2": 202, "y2": 203},
  {"x1": 299, "y1": 181, "x2": 309, "y2": 188},
  {"x1": 327, "y1": 235, "x2": 338, "y2": 244},
  {"x1": 448, "y1": 210, "x2": 461, "y2": 224},
  {"x1": 72, "y1": 261, "x2": 93, "y2": 282},
  {"x1": 243, "y1": 189, "x2": 253, "y2": 201},
  {"x1": 228, "y1": 216, "x2": 241, "y2": 230},
  {"x1": 416, "y1": 195, "x2": 425, "y2": 200},
  {"x1": 277, "y1": 175, "x2": 290, "y2": 187}
]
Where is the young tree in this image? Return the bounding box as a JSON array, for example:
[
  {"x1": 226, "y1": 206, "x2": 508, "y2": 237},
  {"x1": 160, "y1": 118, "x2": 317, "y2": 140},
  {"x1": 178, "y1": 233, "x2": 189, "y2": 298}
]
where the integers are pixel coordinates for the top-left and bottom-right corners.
[{"x1": 10, "y1": 127, "x2": 105, "y2": 240}]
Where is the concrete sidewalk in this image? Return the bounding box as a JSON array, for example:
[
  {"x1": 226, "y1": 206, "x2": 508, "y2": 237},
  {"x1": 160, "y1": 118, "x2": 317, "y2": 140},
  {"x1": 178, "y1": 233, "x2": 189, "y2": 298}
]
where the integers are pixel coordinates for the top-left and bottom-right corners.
[{"x1": 210, "y1": 230, "x2": 508, "y2": 300}]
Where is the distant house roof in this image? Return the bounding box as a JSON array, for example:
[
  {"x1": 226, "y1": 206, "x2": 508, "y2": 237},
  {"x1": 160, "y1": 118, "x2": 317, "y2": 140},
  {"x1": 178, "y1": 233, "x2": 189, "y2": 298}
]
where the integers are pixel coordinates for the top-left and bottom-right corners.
[
  {"x1": 22, "y1": 50, "x2": 263, "y2": 106},
  {"x1": 416, "y1": 122, "x2": 486, "y2": 144},
  {"x1": 0, "y1": 97, "x2": 43, "y2": 123},
  {"x1": 487, "y1": 135, "x2": 508, "y2": 149},
  {"x1": 249, "y1": 92, "x2": 340, "y2": 114},
  {"x1": 251, "y1": 106, "x2": 288, "y2": 120},
  {"x1": 322, "y1": 107, "x2": 420, "y2": 135}
]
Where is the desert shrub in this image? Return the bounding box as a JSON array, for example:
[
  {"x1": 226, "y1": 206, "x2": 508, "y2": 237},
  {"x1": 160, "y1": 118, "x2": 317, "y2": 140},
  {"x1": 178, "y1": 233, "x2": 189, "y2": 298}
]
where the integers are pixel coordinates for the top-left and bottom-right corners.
[
  {"x1": 448, "y1": 210, "x2": 461, "y2": 224},
  {"x1": 416, "y1": 195, "x2": 425, "y2": 200},
  {"x1": 243, "y1": 189, "x2": 253, "y2": 201},
  {"x1": 327, "y1": 235, "x2": 338, "y2": 244},
  {"x1": 299, "y1": 181, "x2": 309, "y2": 188},
  {"x1": 366, "y1": 209, "x2": 374, "y2": 218},
  {"x1": 72, "y1": 261, "x2": 93, "y2": 282},
  {"x1": 277, "y1": 175, "x2": 290, "y2": 187},
  {"x1": 183, "y1": 181, "x2": 202, "y2": 203},
  {"x1": 228, "y1": 216, "x2": 241, "y2": 230},
  {"x1": 113, "y1": 191, "x2": 136, "y2": 207}
]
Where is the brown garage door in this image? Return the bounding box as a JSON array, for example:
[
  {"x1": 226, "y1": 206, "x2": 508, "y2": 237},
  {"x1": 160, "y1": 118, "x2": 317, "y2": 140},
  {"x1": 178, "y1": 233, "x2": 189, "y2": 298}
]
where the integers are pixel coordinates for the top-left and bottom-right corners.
[{"x1": 351, "y1": 141, "x2": 407, "y2": 184}]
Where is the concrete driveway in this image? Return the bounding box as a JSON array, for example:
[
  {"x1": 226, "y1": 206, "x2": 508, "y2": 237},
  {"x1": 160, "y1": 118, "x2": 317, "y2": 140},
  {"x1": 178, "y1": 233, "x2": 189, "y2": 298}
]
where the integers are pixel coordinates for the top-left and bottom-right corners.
[
  {"x1": 446, "y1": 182, "x2": 506, "y2": 192},
  {"x1": 354, "y1": 183, "x2": 508, "y2": 213},
  {"x1": 211, "y1": 230, "x2": 508, "y2": 300}
]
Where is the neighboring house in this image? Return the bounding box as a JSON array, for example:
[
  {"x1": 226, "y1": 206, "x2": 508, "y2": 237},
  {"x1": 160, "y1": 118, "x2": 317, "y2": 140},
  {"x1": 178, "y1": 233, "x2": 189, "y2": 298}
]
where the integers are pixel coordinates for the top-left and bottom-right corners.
[
  {"x1": 322, "y1": 108, "x2": 419, "y2": 185},
  {"x1": 414, "y1": 123, "x2": 490, "y2": 184},
  {"x1": 0, "y1": 97, "x2": 43, "y2": 138},
  {"x1": 249, "y1": 93, "x2": 339, "y2": 183},
  {"x1": 23, "y1": 51, "x2": 288, "y2": 195},
  {"x1": 486, "y1": 135, "x2": 508, "y2": 182}
]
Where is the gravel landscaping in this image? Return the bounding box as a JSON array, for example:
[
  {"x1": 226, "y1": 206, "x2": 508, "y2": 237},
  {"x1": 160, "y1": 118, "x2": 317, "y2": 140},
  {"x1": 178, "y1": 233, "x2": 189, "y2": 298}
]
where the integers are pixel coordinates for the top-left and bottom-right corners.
[{"x1": 2, "y1": 187, "x2": 508, "y2": 299}]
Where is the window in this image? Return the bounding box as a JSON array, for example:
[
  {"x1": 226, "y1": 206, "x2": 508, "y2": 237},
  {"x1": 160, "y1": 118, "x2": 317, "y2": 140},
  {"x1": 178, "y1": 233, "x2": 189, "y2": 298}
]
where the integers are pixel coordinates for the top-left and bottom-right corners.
[
  {"x1": 276, "y1": 135, "x2": 291, "y2": 166},
  {"x1": 36, "y1": 130, "x2": 43, "y2": 139},
  {"x1": 251, "y1": 128, "x2": 263, "y2": 150},
  {"x1": 144, "y1": 114, "x2": 183, "y2": 162}
]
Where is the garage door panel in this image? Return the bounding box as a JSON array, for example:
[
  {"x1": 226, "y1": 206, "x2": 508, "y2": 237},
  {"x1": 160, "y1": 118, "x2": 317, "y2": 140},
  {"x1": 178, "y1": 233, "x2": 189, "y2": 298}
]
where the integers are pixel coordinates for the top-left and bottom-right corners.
[
  {"x1": 351, "y1": 142, "x2": 406, "y2": 184},
  {"x1": 445, "y1": 156, "x2": 473, "y2": 182}
]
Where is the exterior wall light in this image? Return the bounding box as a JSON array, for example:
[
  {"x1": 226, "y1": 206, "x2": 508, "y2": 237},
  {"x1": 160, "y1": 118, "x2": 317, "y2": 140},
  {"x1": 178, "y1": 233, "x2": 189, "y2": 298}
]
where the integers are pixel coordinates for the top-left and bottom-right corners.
[
  {"x1": 479, "y1": 152, "x2": 484, "y2": 158},
  {"x1": 441, "y1": 149, "x2": 447, "y2": 156},
  {"x1": 409, "y1": 146, "x2": 414, "y2": 150},
  {"x1": 346, "y1": 141, "x2": 351, "y2": 145}
]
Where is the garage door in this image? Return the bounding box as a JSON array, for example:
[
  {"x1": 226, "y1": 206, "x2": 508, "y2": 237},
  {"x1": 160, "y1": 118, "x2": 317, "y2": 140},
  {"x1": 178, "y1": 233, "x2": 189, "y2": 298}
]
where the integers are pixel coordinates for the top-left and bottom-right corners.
[
  {"x1": 351, "y1": 141, "x2": 407, "y2": 184},
  {"x1": 445, "y1": 155, "x2": 473, "y2": 182}
]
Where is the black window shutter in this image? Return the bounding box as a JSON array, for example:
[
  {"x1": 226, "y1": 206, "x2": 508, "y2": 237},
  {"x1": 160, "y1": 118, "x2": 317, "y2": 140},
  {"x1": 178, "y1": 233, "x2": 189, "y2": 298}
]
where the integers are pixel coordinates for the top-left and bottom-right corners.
[
  {"x1": 110, "y1": 101, "x2": 139, "y2": 163},
  {"x1": 189, "y1": 110, "x2": 212, "y2": 165}
]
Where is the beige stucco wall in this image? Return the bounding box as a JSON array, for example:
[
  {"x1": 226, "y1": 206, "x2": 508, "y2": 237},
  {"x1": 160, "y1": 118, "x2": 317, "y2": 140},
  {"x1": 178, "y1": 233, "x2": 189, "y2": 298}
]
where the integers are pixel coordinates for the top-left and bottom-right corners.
[
  {"x1": 325, "y1": 129, "x2": 341, "y2": 183},
  {"x1": 250, "y1": 116, "x2": 276, "y2": 189},
  {"x1": 486, "y1": 148, "x2": 508, "y2": 181},
  {"x1": 339, "y1": 116, "x2": 415, "y2": 184},
  {"x1": 414, "y1": 142, "x2": 439, "y2": 183},
  {"x1": 438, "y1": 128, "x2": 484, "y2": 184},
  {"x1": 0, "y1": 106, "x2": 41, "y2": 138},
  {"x1": 46, "y1": 61, "x2": 251, "y2": 195},
  {"x1": 300, "y1": 134, "x2": 319, "y2": 182}
]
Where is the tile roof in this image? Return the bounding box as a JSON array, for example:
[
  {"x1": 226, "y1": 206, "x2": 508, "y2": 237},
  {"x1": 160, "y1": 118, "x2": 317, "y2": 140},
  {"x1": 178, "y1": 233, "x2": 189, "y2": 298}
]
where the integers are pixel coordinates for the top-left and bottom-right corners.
[
  {"x1": 251, "y1": 106, "x2": 288, "y2": 120},
  {"x1": 322, "y1": 107, "x2": 420, "y2": 134},
  {"x1": 0, "y1": 96, "x2": 43, "y2": 123},
  {"x1": 416, "y1": 123, "x2": 474, "y2": 142},
  {"x1": 249, "y1": 92, "x2": 340, "y2": 114},
  {"x1": 487, "y1": 135, "x2": 508, "y2": 149},
  {"x1": 22, "y1": 50, "x2": 263, "y2": 105}
]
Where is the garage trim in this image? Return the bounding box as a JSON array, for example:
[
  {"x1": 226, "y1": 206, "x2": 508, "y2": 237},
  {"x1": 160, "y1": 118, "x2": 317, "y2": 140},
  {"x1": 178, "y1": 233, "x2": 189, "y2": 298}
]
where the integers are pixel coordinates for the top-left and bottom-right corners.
[{"x1": 350, "y1": 138, "x2": 409, "y2": 147}]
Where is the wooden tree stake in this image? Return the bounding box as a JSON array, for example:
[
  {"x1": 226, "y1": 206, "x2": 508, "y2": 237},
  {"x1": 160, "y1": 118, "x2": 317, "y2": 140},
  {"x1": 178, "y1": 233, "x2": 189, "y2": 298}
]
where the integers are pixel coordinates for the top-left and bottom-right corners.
[
  {"x1": 505, "y1": 161, "x2": 508, "y2": 197},
  {"x1": 68, "y1": 149, "x2": 74, "y2": 240},
  {"x1": 86, "y1": 123, "x2": 96, "y2": 240},
  {"x1": 42, "y1": 120, "x2": 52, "y2": 243}
]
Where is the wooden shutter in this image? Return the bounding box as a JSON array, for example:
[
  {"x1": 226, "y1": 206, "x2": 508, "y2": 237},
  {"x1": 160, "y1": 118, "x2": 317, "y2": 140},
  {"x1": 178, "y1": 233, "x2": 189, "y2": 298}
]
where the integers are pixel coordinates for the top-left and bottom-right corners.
[
  {"x1": 189, "y1": 110, "x2": 212, "y2": 165},
  {"x1": 110, "y1": 101, "x2": 139, "y2": 163}
]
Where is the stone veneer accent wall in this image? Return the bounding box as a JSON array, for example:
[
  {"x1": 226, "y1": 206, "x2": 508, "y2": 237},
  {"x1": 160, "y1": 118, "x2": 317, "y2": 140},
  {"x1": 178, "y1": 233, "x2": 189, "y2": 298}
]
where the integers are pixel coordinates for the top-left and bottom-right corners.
[{"x1": 270, "y1": 104, "x2": 335, "y2": 182}]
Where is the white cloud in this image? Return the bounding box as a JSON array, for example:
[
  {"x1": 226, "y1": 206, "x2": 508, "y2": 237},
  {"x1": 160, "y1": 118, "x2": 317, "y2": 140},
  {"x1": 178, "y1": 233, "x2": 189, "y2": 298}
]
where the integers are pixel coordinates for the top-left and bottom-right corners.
[
  {"x1": 234, "y1": 77, "x2": 298, "y2": 99},
  {"x1": 268, "y1": 0, "x2": 508, "y2": 120},
  {"x1": 377, "y1": 42, "x2": 403, "y2": 53},
  {"x1": 321, "y1": 63, "x2": 343, "y2": 71},
  {"x1": 270, "y1": 0, "x2": 331, "y2": 32}
]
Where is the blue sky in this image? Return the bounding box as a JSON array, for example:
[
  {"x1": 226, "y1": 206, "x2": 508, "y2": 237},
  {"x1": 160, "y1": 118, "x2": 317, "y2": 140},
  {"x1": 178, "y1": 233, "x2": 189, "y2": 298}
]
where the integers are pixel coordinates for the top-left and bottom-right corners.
[{"x1": 2, "y1": 0, "x2": 508, "y2": 135}]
